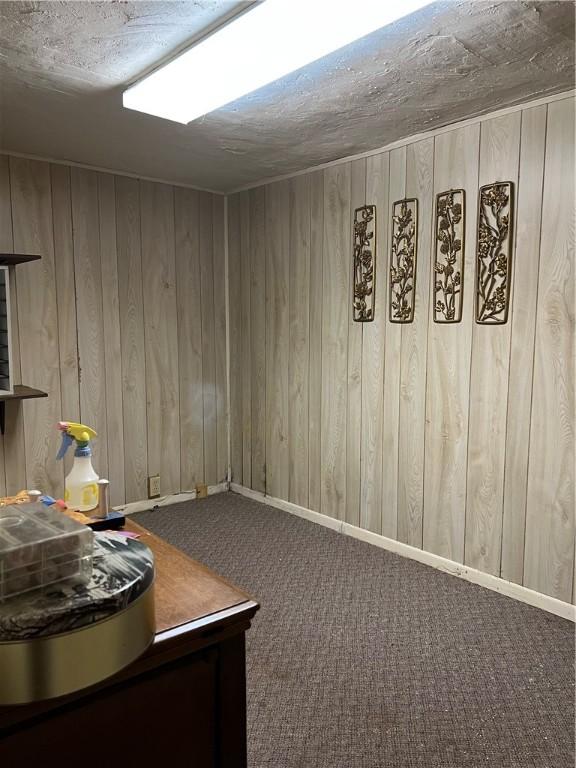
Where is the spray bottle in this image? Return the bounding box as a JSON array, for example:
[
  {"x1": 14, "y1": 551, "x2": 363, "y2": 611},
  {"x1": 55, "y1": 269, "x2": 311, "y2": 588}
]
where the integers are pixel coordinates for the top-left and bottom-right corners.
[{"x1": 56, "y1": 422, "x2": 99, "y2": 512}]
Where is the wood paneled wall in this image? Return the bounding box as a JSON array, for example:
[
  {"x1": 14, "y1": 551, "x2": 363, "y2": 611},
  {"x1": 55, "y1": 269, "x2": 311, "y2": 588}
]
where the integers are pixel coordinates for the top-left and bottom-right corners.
[
  {"x1": 229, "y1": 95, "x2": 575, "y2": 603},
  {"x1": 0, "y1": 157, "x2": 227, "y2": 505}
]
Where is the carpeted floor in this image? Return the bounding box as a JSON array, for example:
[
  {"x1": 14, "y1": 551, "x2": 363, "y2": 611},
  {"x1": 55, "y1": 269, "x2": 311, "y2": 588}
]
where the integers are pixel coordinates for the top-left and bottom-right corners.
[{"x1": 134, "y1": 492, "x2": 575, "y2": 768}]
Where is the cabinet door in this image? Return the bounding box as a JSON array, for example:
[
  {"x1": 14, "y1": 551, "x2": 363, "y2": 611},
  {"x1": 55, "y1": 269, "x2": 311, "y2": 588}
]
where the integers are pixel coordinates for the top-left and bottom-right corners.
[
  {"x1": 0, "y1": 648, "x2": 219, "y2": 767},
  {"x1": 0, "y1": 266, "x2": 12, "y2": 395}
]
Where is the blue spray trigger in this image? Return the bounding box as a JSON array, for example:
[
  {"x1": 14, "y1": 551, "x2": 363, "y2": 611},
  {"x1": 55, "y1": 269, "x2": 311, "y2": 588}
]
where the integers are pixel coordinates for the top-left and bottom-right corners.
[{"x1": 57, "y1": 432, "x2": 73, "y2": 460}]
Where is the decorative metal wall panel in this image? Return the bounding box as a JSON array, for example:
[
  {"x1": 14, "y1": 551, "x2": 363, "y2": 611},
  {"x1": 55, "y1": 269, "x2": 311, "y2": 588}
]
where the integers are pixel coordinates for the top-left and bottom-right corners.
[
  {"x1": 389, "y1": 198, "x2": 418, "y2": 323},
  {"x1": 352, "y1": 204, "x2": 376, "y2": 322},
  {"x1": 475, "y1": 181, "x2": 514, "y2": 324},
  {"x1": 434, "y1": 189, "x2": 465, "y2": 323}
]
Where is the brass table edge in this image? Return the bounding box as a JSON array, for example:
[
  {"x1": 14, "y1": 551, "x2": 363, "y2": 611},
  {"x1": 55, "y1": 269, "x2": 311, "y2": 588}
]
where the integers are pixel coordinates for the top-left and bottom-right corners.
[{"x1": 0, "y1": 582, "x2": 155, "y2": 705}]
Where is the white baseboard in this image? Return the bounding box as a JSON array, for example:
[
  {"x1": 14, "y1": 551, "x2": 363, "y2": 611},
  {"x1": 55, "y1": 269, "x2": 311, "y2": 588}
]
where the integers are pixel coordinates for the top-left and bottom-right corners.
[
  {"x1": 230, "y1": 483, "x2": 575, "y2": 622},
  {"x1": 114, "y1": 482, "x2": 229, "y2": 516},
  {"x1": 230, "y1": 482, "x2": 343, "y2": 531}
]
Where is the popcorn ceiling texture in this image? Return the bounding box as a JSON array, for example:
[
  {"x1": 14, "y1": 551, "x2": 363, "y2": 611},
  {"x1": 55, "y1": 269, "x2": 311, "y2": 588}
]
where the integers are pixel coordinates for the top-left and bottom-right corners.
[{"x1": 0, "y1": 0, "x2": 574, "y2": 192}]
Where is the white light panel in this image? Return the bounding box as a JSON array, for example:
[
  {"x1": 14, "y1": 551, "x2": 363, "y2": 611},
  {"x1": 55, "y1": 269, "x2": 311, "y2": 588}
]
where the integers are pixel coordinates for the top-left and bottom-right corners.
[{"x1": 123, "y1": 0, "x2": 431, "y2": 124}]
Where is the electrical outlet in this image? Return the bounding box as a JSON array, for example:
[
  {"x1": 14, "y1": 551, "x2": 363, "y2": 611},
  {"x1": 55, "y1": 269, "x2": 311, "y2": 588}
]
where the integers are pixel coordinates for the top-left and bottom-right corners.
[{"x1": 148, "y1": 475, "x2": 161, "y2": 499}]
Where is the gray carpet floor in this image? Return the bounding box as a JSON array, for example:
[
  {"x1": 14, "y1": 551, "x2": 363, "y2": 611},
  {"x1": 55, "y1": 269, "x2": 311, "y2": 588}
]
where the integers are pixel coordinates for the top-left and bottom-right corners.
[{"x1": 134, "y1": 492, "x2": 575, "y2": 768}]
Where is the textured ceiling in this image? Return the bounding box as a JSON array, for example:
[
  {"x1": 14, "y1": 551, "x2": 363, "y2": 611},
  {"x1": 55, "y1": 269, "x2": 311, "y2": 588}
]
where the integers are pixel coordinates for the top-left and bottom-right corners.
[{"x1": 0, "y1": 0, "x2": 574, "y2": 192}]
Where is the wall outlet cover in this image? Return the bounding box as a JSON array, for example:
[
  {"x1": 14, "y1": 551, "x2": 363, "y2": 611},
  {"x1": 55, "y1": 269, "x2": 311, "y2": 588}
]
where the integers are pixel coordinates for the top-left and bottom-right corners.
[{"x1": 148, "y1": 475, "x2": 161, "y2": 498}]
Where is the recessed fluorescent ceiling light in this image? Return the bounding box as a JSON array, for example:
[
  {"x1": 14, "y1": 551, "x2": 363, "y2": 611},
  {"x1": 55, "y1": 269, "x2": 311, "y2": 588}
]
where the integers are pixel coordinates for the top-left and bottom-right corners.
[{"x1": 123, "y1": 0, "x2": 431, "y2": 124}]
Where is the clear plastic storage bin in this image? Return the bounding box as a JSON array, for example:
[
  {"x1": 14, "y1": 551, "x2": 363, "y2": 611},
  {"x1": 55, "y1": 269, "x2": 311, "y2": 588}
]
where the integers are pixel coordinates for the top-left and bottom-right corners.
[{"x1": 0, "y1": 502, "x2": 94, "y2": 601}]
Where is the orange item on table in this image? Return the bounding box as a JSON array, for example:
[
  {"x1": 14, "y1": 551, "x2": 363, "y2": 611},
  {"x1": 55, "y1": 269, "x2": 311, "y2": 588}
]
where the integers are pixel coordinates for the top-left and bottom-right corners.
[{"x1": 0, "y1": 490, "x2": 31, "y2": 507}]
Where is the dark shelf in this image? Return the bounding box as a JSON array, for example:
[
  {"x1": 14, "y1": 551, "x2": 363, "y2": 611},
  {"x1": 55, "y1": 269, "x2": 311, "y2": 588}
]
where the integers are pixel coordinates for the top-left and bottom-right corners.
[
  {"x1": 0, "y1": 254, "x2": 42, "y2": 266},
  {"x1": 0, "y1": 385, "x2": 48, "y2": 402},
  {"x1": 0, "y1": 385, "x2": 48, "y2": 434}
]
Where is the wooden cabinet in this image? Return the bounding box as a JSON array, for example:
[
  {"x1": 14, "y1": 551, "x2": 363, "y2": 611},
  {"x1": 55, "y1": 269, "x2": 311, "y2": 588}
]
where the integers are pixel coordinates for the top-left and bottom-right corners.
[{"x1": 0, "y1": 521, "x2": 259, "y2": 767}]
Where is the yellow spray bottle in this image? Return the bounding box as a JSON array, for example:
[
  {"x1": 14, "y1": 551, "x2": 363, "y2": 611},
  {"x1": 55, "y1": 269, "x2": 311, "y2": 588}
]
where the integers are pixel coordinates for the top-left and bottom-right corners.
[{"x1": 56, "y1": 421, "x2": 99, "y2": 512}]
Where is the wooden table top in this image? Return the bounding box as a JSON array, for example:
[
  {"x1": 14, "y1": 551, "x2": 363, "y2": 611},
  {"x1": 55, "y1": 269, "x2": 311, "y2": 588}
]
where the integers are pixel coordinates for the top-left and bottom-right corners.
[
  {"x1": 126, "y1": 520, "x2": 256, "y2": 636},
  {"x1": 0, "y1": 519, "x2": 259, "y2": 726}
]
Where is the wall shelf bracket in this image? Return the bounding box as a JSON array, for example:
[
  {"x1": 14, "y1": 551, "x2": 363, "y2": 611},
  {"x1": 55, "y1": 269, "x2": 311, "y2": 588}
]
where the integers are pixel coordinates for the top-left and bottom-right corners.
[{"x1": 0, "y1": 386, "x2": 48, "y2": 435}]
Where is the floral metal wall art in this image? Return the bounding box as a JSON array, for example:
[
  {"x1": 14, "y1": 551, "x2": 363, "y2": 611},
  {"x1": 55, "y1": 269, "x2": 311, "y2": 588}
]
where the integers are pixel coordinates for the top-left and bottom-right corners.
[
  {"x1": 352, "y1": 204, "x2": 376, "y2": 322},
  {"x1": 475, "y1": 181, "x2": 514, "y2": 324},
  {"x1": 434, "y1": 189, "x2": 465, "y2": 323},
  {"x1": 389, "y1": 198, "x2": 418, "y2": 323}
]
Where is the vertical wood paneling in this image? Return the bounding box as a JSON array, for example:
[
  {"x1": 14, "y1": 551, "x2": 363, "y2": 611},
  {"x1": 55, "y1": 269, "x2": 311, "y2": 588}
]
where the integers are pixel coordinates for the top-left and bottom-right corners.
[
  {"x1": 51, "y1": 165, "x2": 80, "y2": 482},
  {"x1": 10, "y1": 157, "x2": 63, "y2": 495},
  {"x1": 97, "y1": 173, "x2": 125, "y2": 506},
  {"x1": 249, "y1": 187, "x2": 266, "y2": 493},
  {"x1": 524, "y1": 97, "x2": 575, "y2": 601},
  {"x1": 500, "y1": 105, "x2": 547, "y2": 583},
  {"x1": 266, "y1": 180, "x2": 290, "y2": 500},
  {"x1": 321, "y1": 163, "x2": 350, "y2": 520},
  {"x1": 0, "y1": 156, "x2": 23, "y2": 495},
  {"x1": 229, "y1": 96, "x2": 574, "y2": 605},
  {"x1": 381, "y1": 147, "x2": 405, "y2": 538},
  {"x1": 240, "y1": 192, "x2": 252, "y2": 487},
  {"x1": 70, "y1": 168, "x2": 108, "y2": 478},
  {"x1": 199, "y1": 193, "x2": 217, "y2": 485},
  {"x1": 1, "y1": 158, "x2": 224, "y2": 505},
  {"x1": 175, "y1": 188, "x2": 204, "y2": 489},
  {"x1": 140, "y1": 181, "x2": 180, "y2": 495},
  {"x1": 360, "y1": 152, "x2": 389, "y2": 534},
  {"x1": 346, "y1": 159, "x2": 365, "y2": 526},
  {"x1": 398, "y1": 138, "x2": 434, "y2": 548},
  {"x1": 423, "y1": 124, "x2": 479, "y2": 562},
  {"x1": 213, "y1": 194, "x2": 228, "y2": 484},
  {"x1": 228, "y1": 193, "x2": 243, "y2": 484},
  {"x1": 308, "y1": 171, "x2": 324, "y2": 513},
  {"x1": 465, "y1": 112, "x2": 521, "y2": 575},
  {"x1": 116, "y1": 176, "x2": 147, "y2": 503},
  {"x1": 288, "y1": 174, "x2": 310, "y2": 508}
]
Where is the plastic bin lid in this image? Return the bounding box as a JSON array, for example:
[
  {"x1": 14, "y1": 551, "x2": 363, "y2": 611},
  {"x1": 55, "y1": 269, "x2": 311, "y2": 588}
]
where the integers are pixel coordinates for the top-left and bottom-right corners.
[{"x1": 0, "y1": 502, "x2": 93, "y2": 563}]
